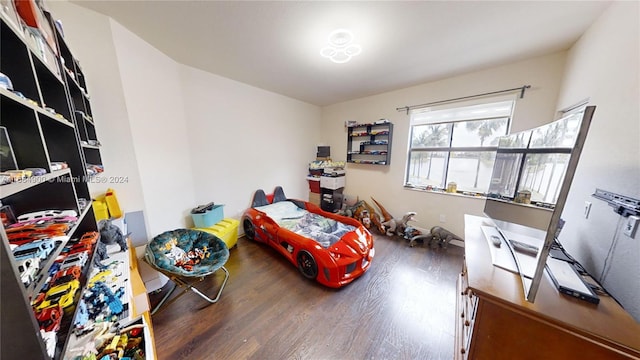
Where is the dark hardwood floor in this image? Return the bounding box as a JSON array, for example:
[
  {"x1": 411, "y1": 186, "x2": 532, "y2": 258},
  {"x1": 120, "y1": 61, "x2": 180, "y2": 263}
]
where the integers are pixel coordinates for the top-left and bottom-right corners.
[{"x1": 149, "y1": 233, "x2": 465, "y2": 360}]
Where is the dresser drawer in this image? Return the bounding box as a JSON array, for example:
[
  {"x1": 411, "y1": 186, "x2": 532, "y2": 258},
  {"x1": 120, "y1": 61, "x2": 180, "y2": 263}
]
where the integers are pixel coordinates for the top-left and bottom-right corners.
[{"x1": 456, "y1": 267, "x2": 479, "y2": 359}]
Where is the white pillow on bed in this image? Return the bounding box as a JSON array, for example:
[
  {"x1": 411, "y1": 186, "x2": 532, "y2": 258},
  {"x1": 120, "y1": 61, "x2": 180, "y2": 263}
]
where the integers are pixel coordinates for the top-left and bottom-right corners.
[{"x1": 255, "y1": 201, "x2": 305, "y2": 221}]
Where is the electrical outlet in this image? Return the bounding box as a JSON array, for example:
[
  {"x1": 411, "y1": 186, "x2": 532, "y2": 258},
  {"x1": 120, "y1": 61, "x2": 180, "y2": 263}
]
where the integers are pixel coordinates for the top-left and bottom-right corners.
[
  {"x1": 439, "y1": 214, "x2": 446, "y2": 223},
  {"x1": 584, "y1": 201, "x2": 592, "y2": 219},
  {"x1": 623, "y1": 215, "x2": 639, "y2": 238}
]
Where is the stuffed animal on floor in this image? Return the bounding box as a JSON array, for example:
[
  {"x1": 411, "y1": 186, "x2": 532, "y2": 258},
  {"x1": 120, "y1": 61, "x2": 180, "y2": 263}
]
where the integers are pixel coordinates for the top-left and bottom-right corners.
[
  {"x1": 381, "y1": 211, "x2": 417, "y2": 236},
  {"x1": 341, "y1": 199, "x2": 379, "y2": 231},
  {"x1": 370, "y1": 197, "x2": 415, "y2": 236},
  {"x1": 409, "y1": 226, "x2": 463, "y2": 248}
]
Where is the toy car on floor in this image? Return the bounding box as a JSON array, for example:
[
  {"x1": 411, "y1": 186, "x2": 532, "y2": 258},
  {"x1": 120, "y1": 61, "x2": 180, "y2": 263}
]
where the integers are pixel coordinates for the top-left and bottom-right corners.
[{"x1": 242, "y1": 186, "x2": 374, "y2": 288}]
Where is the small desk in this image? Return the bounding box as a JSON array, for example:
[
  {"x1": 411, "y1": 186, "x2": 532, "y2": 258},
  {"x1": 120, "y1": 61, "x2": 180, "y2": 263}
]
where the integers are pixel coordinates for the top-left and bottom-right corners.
[{"x1": 455, "y1": 214, "x2": 640, "y2": 359}]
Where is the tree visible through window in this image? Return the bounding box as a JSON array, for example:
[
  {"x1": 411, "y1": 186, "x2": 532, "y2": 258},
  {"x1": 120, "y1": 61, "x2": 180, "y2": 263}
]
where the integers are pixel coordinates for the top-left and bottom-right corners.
[{"x1": 405, "y1": 100, "x2": 515, "y2": 193}]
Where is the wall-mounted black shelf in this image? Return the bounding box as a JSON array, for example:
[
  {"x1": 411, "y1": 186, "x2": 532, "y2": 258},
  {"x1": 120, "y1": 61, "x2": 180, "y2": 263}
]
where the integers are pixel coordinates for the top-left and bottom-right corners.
[{"x1": 346, "y1": 121, "x2": 393, "y2": 165}]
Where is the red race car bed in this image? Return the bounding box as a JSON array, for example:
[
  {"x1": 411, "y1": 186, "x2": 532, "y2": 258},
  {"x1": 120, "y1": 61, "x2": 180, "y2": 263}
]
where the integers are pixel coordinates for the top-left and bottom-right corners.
[{"x1": 242, "y1": 187, "x2": 374, "y2": 288}]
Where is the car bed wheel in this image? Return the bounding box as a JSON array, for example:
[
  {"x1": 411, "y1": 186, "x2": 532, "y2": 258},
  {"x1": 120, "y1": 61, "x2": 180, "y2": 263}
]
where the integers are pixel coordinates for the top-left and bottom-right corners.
[
  {"x1": 297, "y1": 250, "x2": 318, "y2": 280},
  {"x1": 243, "y1": 218, "x2": 256, "y2": 241}
]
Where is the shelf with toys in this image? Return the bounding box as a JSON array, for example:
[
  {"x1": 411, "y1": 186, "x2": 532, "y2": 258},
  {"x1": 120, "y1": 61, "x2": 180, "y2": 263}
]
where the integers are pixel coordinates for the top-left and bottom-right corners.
[
  {"x1": 0, "y1": 170, "x2": 102, "y2": 359},
  {"x1": 346, "y1": 120, "x2": 393, "y2": 165},
  {"x1": 63, "y1": 239, "x2": 154, "y2": 360},
  {"x1": 0, "y1": 1, "x2": 143, "y2": 359}
]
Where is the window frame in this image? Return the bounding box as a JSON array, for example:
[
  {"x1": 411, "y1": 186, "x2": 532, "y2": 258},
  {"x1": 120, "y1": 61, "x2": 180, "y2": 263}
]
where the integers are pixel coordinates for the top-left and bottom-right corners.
[{"x1": 404, "y1": 99, "x2": 515, "y2": 194}]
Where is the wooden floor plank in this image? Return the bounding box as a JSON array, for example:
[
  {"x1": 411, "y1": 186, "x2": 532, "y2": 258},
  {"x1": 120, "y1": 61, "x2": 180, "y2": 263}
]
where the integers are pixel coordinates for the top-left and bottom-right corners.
[{"x1": 150, "y1": 233, "x2": 464, "y2": 360}]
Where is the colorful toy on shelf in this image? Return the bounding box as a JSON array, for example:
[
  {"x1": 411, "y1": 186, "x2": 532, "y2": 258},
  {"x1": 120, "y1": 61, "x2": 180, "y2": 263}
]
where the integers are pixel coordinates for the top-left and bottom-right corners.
[
  {"x1": 99, "y1": 218, "x2": 128, "y2": 252},
  {"x1": 17, "y1": 209, "x2": 78, "y2": 223},
  {"x1": 57, "y1": 251, "x2": 89, "y2": 271},
  {"x1": 35, "y1": 279, "x2": 80, "y2": 311},
  {"x1": 40, "y1": 329, "x2": 57, "y2": 359},
  {"x1": 72, "y1": 300, "x2": 91, "y2": 336},
  {"x1": 49, "y1": 265, "x2": 82, "y2": 288},
  {"x1": 18, "y1": 258, "x2": 39, "y2": 287},
  {"x1": 83, "y1": 281, "x2": 125, "y2": 321},
  {"x1": 13, "y1": 238, "x2": 57, "y2": 261},
  {"x1": 0, "y1": 72, "x2": 13, "y2": 90},
  {"x1": 35, "y1": 304, "x2": 63, "y2": 332}
]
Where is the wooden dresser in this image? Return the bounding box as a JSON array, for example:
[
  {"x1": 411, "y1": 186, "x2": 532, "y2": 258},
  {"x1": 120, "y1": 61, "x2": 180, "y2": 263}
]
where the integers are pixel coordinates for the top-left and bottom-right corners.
[{"x1": 455, "y1": 215, "x2": 640, "y2": 359}]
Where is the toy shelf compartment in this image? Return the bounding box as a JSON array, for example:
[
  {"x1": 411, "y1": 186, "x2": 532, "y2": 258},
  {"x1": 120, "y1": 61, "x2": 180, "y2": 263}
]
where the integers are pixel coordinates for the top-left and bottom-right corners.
[
  {"x1": 346, "y1": 121, "x2": 393, "y2": 165},
  {"x1": 0, "y1": 173, "x2": 101, "y2": 359},
  {"x1": 63, "y1": 243, "x2": 154, "y2": 360},
  {"x1": 0, "y1": 2, "x2": 105, "y2": 359}
]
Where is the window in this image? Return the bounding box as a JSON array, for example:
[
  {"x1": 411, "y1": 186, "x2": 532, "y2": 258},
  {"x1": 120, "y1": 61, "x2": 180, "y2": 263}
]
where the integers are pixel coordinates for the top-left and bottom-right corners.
[{"x1": 405, "y1": 100, "x2": 515, "y2": 193}]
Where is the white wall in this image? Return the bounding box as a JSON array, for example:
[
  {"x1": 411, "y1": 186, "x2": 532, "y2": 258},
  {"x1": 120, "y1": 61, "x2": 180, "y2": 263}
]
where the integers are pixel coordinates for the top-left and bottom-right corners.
[
  {"x1": 46, "y1": 2, "x2": 146, "y2": 212},
  {"x1": 321, "y1": 52, "x2": 567, "y2": 237},
  {"x1": 47, "y1": 1, "x2": 322, "y2": 238},
  {"x1": 554, "y1": 1, "x2": 640, "y2": 321},
  {"x1": 109, "y1": 21, "x2": 196, "y2": 237},
  {"x1": 180, "y1": 66, "x2": 321, "y2": 220}
]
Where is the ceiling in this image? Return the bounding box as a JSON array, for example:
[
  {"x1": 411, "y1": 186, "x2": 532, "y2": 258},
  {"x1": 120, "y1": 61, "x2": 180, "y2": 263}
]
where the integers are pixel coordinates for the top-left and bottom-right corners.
[{"x1": 72, "y1": 1, "x2": 611, "y2": 106}]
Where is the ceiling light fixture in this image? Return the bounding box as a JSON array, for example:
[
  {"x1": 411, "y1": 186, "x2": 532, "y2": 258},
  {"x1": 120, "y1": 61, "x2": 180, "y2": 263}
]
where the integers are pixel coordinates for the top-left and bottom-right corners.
[{"x1": 320, "y1": 29, "x2": 361, "y2": 64}]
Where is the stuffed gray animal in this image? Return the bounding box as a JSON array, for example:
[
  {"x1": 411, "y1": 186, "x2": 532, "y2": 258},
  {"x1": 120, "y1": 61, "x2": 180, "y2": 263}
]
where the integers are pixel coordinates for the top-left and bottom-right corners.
[{"x1": 99, "y1": 219, "x2": 128, "y2": 252}]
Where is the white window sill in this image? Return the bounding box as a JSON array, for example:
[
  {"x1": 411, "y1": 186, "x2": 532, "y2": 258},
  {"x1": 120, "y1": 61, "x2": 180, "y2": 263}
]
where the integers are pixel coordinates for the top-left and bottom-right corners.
[{"x1": 403, "y1": 185, "x2": 486, "y2": 200}]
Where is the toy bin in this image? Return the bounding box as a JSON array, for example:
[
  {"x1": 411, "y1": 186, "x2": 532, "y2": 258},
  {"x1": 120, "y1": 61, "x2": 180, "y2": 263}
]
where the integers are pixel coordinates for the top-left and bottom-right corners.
[
  {"x1": 191, "y1": 204, "x2": 224, "y2": 228},
  {"x1": 93, "y1": 199, "x2": 109, "y2": 221},
  {"x1": 194, "y1": 218, "x2": 240, "y2": 249},
  {"x1": 307, "y1": 176, "x2": 320, "y2": 193},
  {"x1": 105, "y1": 188, "x2": 123, "y2": 218}
]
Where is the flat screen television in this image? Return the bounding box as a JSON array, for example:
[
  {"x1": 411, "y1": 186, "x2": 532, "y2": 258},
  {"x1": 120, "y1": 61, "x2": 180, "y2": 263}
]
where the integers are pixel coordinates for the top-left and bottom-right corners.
[{"x1": 482, "y1": 105, "x2": 595, "y2": 302}]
